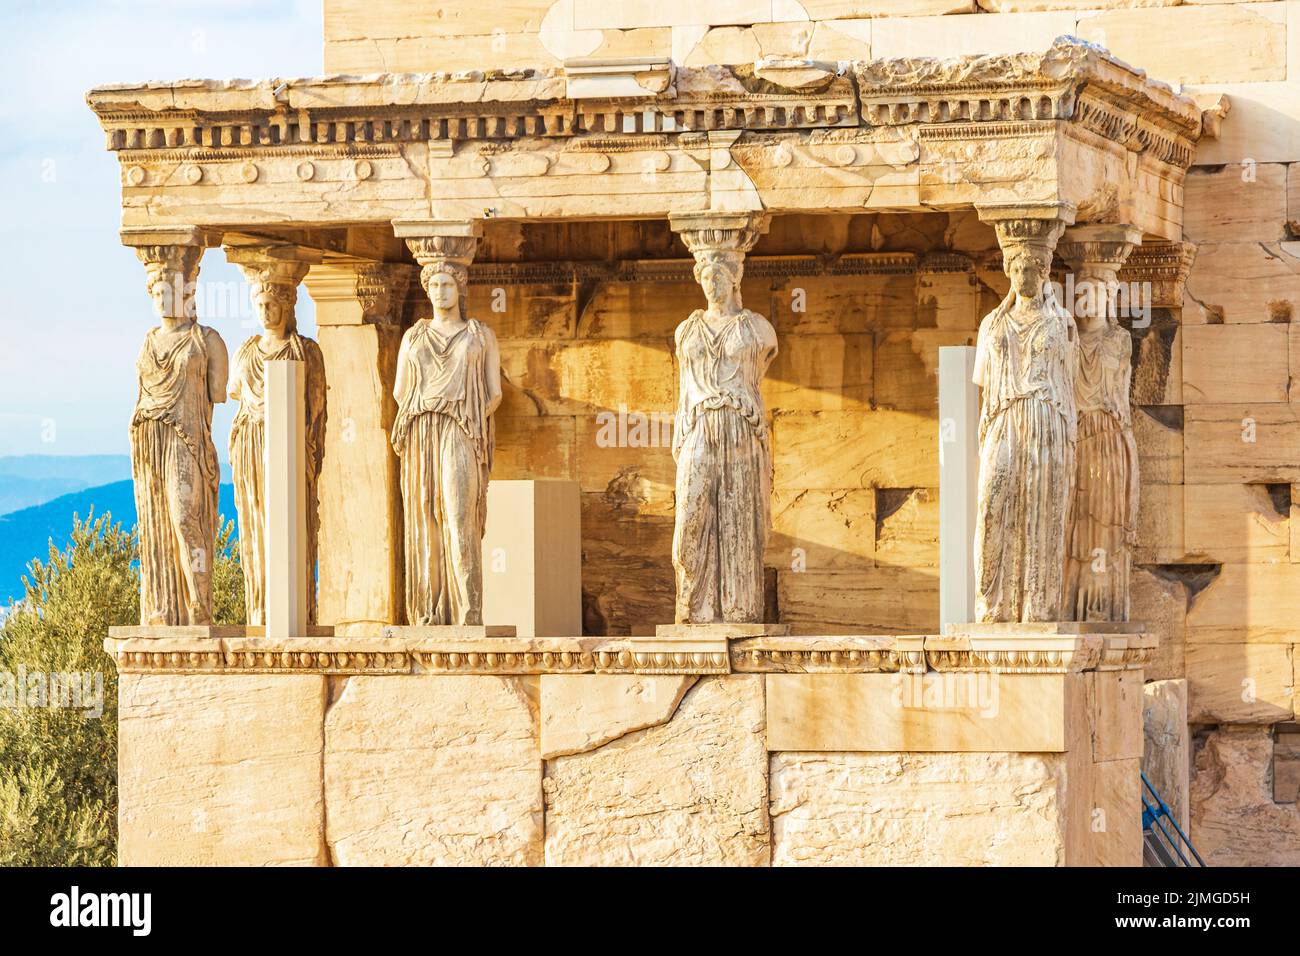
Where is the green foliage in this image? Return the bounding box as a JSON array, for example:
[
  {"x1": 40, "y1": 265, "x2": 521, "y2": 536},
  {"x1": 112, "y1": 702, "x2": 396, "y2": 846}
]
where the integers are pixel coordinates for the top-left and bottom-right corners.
[
  {"x1": 213, "y1": 518, "x2": 246, "y2": 628},
  {"x1": 0, "y1": 511, "x2": 243, "y2": 866}
]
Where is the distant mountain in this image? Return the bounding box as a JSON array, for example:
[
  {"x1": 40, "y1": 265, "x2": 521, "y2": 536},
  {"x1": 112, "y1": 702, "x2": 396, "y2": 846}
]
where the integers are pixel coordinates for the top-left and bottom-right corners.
[
  {"x1": 0, "y1": 455, "x2": 233, "y2": 515},
  {"x1": 0, "y1": 479, "x2": 237, "y2": 605},
  {"x1": 0, "y1": 455, "x2": 132, "y2": 513}
]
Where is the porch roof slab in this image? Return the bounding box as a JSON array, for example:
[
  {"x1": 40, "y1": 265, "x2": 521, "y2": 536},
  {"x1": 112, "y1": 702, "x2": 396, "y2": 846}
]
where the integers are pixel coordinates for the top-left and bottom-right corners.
[{"x1": 87, "y1": 37, "x2": 1212, "y2": 242}]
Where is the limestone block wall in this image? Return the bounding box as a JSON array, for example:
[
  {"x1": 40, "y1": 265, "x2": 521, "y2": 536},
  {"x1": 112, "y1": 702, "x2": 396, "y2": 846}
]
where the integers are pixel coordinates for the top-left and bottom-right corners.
[{"x1": 116, "y1": 659, "x2": 1144, "y2": 866}]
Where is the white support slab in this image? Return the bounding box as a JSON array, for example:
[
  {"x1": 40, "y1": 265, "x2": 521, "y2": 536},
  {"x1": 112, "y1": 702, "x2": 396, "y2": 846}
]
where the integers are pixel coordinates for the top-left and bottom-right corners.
[
  {"x1": 264, "y1": 359, "x2": 308, "y2": 640},
  {"x1": 938, "y1": 346, "x2": 979, "y2": 628}
]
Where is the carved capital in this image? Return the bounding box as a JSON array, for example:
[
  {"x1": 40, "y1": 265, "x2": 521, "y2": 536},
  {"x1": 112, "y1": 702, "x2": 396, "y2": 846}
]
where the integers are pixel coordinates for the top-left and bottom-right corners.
[
  {"x1": 393, "y1": 220, "x2": 482, "y2": 299},
  {"x1": 123, "y1": 227, "x2": 214, "y2": 319},
  {"x1": 977, "y1": 202, "x2": 1076, "y2": 266},
  {"x1": 670, "y1": 212, "x2": 771, "y2": 259},
  {"x1": 303, "y1": 260, "x2": 416, "y2": 326},
  {"x1": 1118, "y1": 240, "x2": 1197, "y2": 309},
  {"x1": 225, "y1": 244, "x2": 316, "y2": 310},
  {"x1": 1057, "y1": 223, "x2": 1143, "y2": 277}
]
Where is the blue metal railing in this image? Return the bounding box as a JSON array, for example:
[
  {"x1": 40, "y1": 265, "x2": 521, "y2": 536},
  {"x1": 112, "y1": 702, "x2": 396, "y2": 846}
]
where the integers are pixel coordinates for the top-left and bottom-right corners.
[{"x1": 1141, "y1": 771, "x2": 1206, "y2": 867}]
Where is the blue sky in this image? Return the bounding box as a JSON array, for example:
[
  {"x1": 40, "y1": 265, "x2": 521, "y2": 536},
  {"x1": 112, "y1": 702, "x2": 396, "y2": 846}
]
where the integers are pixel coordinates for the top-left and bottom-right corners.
[{"x1": 0, "y1": 0, "x2": 324, "y2": 460}]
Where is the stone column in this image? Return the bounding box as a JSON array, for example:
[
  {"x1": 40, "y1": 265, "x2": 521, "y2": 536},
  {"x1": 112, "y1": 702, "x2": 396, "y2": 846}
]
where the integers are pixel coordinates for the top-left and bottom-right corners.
[
  {"x1": 302, "y1": 260, "x2": 414, "y2": 634},
  {"x1": 971, "y1": 202, "x2": 1075, "y2": 623},
  {"x1": 1056, "y1": 224, "x2": 1142, "y2": 622}
]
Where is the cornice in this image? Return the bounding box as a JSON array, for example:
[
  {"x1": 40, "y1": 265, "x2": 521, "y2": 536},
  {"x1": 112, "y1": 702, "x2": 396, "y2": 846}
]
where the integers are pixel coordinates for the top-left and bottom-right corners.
[{"x1": 86, "y1": 38, "x2": 1206, "y2": 170}]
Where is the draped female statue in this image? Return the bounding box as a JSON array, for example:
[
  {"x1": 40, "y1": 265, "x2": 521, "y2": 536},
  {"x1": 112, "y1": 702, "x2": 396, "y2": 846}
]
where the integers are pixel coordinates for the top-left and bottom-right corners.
[
  {"x1": 228, "y1": 255, "x2": 326, "y2": 625},
  {"x1": 670, "y1": 219, "x2": 776, "y2": 624},
  {"x1": 973, "y1": 217, "x2": 1077, "y2": 622},
  {"x1": 1059, "y1": 229, "x2": 1141, "y2": 622},
  {"x1": 392, "y1": 238, "x2": 502, "y2": 625},
  {"x1": 129, "y1": 244, "x2": 228, "y2": 625}
]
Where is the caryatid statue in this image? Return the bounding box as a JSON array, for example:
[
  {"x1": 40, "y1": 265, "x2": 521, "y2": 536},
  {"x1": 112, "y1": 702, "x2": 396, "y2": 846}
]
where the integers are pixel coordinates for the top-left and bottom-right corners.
[
  {"x1": 226, "y1": 248, "x2": 327, "y2": 626},
  {"x1": 972, "y1": 206, "x2": 1078, "y2": 623},
  {"x1": 128, "y1": 238, "x2": 228, "y2": 626},
  {"x1": 393, "y1": 223, "x2": 502, "y2": 626},
  {"x1": 668, "y1": 213, "x2": 776, "y2": 625},
  {"x1": 1058, "y1": 225, "x2": 1142, "y2": 622}
]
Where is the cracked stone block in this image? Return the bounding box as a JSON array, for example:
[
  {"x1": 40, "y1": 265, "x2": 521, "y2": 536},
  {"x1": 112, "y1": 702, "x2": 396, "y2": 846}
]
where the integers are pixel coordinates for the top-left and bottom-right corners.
[
  {"x1": 543, "y1": 674, "x2": 768, "y2": 866},
  {"x1": 539, "y1": 674, "x2": 696, "y2": 759}
]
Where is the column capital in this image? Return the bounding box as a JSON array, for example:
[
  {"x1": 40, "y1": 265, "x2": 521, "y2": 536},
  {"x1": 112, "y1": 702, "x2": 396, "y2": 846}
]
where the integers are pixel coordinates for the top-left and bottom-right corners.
[
  {"x1": 303, "y1": 259, "x2": 417, "y2": 327},
  {"x1": 1057, "y1": 223, "x2": 1143, "y2": 274},
  {"x1": 392, "y1": 219, "x2": 482, "y2": 268},
  {"x1": 976, "y1": 201, "x2": 1076, "y2": 265},
  {"x1": 669, "y1": 211, "x2": 771, "y2": 258},
  {"x1": 224, "y1": 242, "x2": 321, "y2": 299},
  {"x1": 1118, "y1": 240, "x2": 1197, "y2": 309}
]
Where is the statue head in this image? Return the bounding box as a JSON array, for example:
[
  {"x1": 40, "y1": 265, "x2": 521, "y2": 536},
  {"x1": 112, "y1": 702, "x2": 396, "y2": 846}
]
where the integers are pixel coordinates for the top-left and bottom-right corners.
[
  {"x1": 1004, "y1": 245, "x2": 1052, "y2": 300},
  {"x1": 420, "y1": 260, "x2": 468, "y2": 319},
  {"x1": 694, "y1": 253, "x2": 743, "y2": 311},
  {"x1": 139, "y1": 245, "x2": 202, "y2": 322},
  {"x1": 251, "y1": 277, "x2": 298, "y2": 336},
  {"x1": 230, "y1": 257, "x2": 308, "y2": 338}
]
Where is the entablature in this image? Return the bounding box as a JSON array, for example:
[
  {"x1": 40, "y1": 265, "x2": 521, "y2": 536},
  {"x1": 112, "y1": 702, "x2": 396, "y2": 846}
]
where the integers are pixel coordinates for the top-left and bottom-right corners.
[{"x1": 87, "y1": 37, "x2": 1217, "y2": 241}]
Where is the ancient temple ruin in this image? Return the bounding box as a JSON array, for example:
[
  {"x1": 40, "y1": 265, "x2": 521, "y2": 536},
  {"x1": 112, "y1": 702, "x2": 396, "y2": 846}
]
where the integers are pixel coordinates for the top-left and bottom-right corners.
[{"x1": 88, "y1": 2, "x2": 1298, "y2": 866}]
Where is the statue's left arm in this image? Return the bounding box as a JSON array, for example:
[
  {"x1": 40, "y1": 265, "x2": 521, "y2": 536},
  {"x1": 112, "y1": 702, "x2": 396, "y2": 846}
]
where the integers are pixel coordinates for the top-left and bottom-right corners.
[
  {"x1": 204, "y1": 326, "x2": 229, "y2": 405},
  {"x1": 482, "y1": 325, "x2": 503, "y2": 417},
  {"x1": 306, "y1": 339, "x2": 328, "y2": 471},
  {"x1": 754, "y1": 311, "x2": 778, "y2": 374}
]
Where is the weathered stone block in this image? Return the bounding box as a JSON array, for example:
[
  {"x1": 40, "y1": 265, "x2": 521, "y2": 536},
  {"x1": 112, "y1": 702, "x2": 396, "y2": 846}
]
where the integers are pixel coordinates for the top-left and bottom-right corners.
[
  {"x1": 580, "y1": 494, "x2": 676, "y2": 635},
  {"x1": 1184, "y1": 240, "x2": 1300, "y2": 325},
  {"x1": 1191, "y1": 726, "x2": 1300, "y2": 866},
  {"x1": 773, "y1": 409, "x2": 937, "y2": 490},
  {"x1": 1131, "y1": 565, "x2": 1187, "y2": 682},
  {"x1": 766, "y1": 672, "x2": 1072, "y2": 752},
  {"x1": 539, "y1": 674, "x2": 695, "y2": 759},
  {"x1": 871, "y1": 10, "x2": 1076, "y2": 59},
  {"x1": 543, "y1": 675, "x2": 769, "y2": 866},
  {"x1": 1183, "y1": 162, "x2": 1287, "y2": 244},
  {"x1": 875, "y1": 487, "x2": 939, "y2": 568},
  {"x1": 493, "y1": 415, "x2": 578, "y2": 480},
  {"x1": 777, "y1": 567, "x2": 939, "y2": 634},
  {"x1": 1135, "y1": 482, "x2": 1185, "y2": 565},
  {"x1": 1186, "y1": 642, "x2": 1294, "y2": 722},
  {"x1": 1182, "y1": 324, "x2": 1289, "y2": 404},
  {"x1": 765, "y1": 487, "x2": 876, "y2": 572},
  {"x1": 324, "y1": 676, "x2": 542, "y2": 866},
  {"x1": 1134, "y1": 407, "x2": 1183, "y2": 484},
  {"x1": 1184, "y1": 404, "x2": 1300, "y2": 484},
  {"x1": 1187, "y1": 561, "x2": 1300, "y2": 643},
  {"x1": 1143, "y1": 678, "x2": 1189, "y2": 836},
  {"x1": 1076, "y1": 4, "x2": 1287, "y2": 85},
  {"x1": 770, "y1": 751, "x2": 1069, "y2": 866},
  {"x1": 1189, "y1": 81, "x2": 1300, "y2": 166},
  {"x1": 762, "y1": 333, "x2": 873, "y2": 413},
  {"x1": 1184, "y1": 482, "x2": 1289, "y2": 563},
  {"x1": 118, "y1": 674, "x2": 327, "y2": 866}
]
